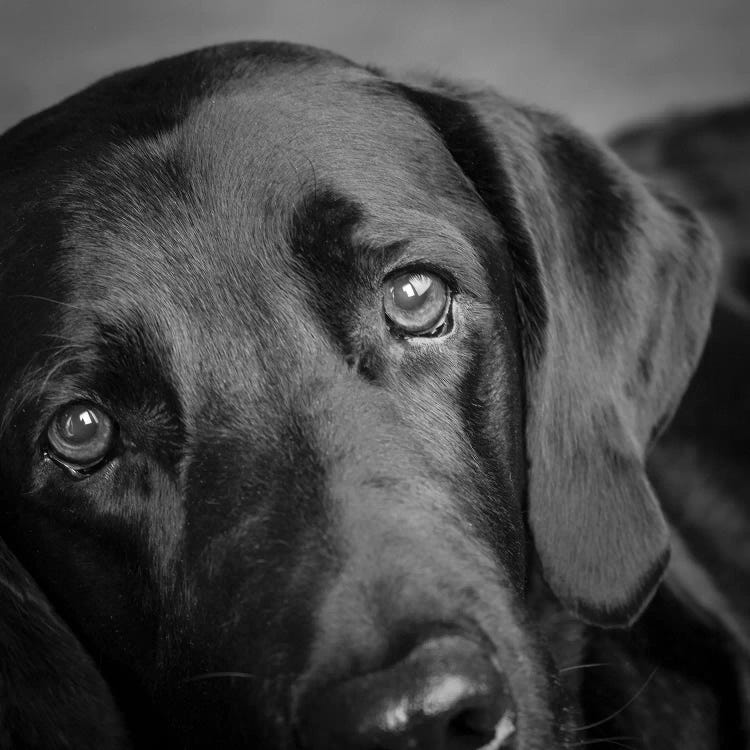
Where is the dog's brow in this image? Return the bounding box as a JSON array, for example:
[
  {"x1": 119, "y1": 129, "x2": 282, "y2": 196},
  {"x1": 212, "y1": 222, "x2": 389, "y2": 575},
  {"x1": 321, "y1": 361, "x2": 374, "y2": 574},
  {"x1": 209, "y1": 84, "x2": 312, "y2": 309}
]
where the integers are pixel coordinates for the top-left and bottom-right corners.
[
  {"x1": 288, "y1": 187, "x2": 488, "y2": 295},
  {"x1": 23, "y1": 313, "x2": 181, "y2": 418}
]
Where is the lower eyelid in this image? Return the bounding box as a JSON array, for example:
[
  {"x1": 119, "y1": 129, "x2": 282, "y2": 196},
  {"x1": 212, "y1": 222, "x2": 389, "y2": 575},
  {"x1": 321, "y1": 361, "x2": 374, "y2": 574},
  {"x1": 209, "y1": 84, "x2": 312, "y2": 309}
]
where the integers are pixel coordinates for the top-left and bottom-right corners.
[
  {"x1": 390, "y1": 295, "x2": 456, "y2": 340},
  {"x1": 43, "y1": 450, "x2": 105, "y2": 478}
]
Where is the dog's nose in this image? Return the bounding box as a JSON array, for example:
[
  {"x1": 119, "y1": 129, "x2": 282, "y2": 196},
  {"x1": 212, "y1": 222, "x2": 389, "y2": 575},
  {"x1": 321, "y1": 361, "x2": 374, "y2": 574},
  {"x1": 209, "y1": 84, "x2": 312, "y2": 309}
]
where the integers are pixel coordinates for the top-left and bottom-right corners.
[{"x1": 297, "y1": 635, "x2": 516, "y2": 750}]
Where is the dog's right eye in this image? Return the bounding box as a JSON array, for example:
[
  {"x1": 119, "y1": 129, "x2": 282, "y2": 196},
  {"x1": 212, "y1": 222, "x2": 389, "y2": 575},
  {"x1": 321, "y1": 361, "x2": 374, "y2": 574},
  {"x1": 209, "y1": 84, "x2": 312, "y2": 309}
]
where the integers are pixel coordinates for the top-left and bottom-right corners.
[{"x1": 45, "y1": 402, "x2": 117, "y2": 475}]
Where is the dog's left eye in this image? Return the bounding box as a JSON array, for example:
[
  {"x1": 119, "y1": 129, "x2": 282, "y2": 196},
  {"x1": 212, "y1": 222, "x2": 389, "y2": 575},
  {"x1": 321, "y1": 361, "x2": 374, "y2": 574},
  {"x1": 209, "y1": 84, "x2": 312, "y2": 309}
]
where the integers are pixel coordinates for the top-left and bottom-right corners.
[
  {"x1": 383, "y1": 271, "x2": 452, "y2": 337},
  {"x1": 45, "y1": 402, "x2": 116, "y2": 473}
]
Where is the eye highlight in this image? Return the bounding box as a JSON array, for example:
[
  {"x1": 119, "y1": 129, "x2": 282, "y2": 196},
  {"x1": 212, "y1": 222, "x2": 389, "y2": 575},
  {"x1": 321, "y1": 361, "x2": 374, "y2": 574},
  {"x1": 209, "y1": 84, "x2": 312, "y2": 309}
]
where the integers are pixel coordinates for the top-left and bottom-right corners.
[
  {"x1": 383, "y1": 271, "x2": 452, "y2": 337},
  {"x1": 45, "y1": 402, "x2": 116, "y2": 474}
]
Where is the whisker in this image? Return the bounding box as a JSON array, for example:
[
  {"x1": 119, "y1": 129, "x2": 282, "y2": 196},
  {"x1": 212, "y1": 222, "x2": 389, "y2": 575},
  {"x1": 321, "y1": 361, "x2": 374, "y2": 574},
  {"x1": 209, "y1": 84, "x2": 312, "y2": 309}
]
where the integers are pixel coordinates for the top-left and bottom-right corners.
[
  {"x1": 559, "y1": 662, "x2": 613, "y2": 673},
  {"x1": 38, "y1": 361, "x2": 70, "y2": 394},
  {"x1": 573, "y1": 668, "x2": 658, "y2": 732},
  {"x1": 39, "y1": 342, "x2": 87, "y2": 358},
  {"x1": 40, "y1": 333, "x2": 72, "y2": 342},
  {"x1": 11, "y1": 293, "x2": 89, "y2": 312},
  {"x1": 568, "y1": 736, "x2": 640, "y2": 750},
  {"x1": 182, "y1": 671, "x2": 256, "y2": 684}
]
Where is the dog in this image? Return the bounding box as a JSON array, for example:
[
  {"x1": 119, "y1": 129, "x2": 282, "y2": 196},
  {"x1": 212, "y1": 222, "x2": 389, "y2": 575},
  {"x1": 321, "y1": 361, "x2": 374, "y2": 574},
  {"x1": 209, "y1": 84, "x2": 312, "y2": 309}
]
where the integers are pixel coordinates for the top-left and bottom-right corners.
[{"x1": 0, "y1": 42, "x2": 746, "y2": 749}]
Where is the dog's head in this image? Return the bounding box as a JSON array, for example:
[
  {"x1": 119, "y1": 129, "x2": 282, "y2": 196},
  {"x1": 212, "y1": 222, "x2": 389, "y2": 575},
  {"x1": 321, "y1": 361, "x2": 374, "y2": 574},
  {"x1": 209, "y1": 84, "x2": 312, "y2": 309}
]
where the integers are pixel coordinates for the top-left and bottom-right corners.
[{"x1": 0, "y1": 43, "x2": 718, "y2": 748}]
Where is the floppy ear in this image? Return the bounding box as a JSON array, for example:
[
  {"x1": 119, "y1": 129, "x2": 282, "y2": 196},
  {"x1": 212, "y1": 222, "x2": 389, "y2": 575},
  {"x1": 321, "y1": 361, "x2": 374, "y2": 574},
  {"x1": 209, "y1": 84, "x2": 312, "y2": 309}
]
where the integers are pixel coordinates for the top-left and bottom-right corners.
[
  {"x1": 0, "y1": 539, "x2": 130, "y2": 748},
  {"x1": 393, "y1": 79, "x2": 720, "y2": 626}
]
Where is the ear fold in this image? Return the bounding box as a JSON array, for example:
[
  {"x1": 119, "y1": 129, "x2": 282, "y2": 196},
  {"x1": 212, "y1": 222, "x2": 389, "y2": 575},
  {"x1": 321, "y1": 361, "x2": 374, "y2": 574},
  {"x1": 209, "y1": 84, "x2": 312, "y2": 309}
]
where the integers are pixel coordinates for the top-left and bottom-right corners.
[
  {"x1": 394, "y1": 79, "x2": 720, "y2": 626},
  {"x1": 0, "y1": 539, "x2": 130, "y2": 748}
]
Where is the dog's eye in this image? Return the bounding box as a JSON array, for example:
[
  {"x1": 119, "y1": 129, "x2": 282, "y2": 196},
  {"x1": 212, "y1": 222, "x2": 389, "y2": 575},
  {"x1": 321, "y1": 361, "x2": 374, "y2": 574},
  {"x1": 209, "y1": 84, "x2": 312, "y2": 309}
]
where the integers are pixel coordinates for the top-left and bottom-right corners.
[
  {"x1": 383, "y1": 271, "x2": 452, "y2": 337},
  {"x1": 45, "y1": 402, "x2": 116, "y2": 473}
]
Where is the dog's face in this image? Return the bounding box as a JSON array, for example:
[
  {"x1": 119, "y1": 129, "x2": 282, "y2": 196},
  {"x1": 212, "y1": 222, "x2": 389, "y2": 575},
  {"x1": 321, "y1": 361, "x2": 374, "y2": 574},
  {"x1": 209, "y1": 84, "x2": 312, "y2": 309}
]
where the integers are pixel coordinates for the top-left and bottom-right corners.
[{"x1": 0, "y1": 43, "x2": 718, "y2": 749}]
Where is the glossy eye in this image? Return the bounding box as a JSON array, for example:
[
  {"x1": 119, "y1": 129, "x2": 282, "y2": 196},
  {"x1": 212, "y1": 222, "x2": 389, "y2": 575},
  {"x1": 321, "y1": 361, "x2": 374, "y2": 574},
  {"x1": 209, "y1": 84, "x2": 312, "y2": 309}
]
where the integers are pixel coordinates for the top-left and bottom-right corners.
[
  {"x1": 46, "y1": 402, "x2": 116, "y2": 472},
  {"x1": 383, "y1": 271, "x2": 452, "y2": 337}
]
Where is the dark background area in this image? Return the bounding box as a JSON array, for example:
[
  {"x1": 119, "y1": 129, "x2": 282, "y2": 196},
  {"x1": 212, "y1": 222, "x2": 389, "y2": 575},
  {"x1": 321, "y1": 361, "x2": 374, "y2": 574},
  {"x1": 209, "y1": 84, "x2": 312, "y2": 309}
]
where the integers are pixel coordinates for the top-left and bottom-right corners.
[{"x1": 2, "y1": 0, "x2": 749, "y2": 137}]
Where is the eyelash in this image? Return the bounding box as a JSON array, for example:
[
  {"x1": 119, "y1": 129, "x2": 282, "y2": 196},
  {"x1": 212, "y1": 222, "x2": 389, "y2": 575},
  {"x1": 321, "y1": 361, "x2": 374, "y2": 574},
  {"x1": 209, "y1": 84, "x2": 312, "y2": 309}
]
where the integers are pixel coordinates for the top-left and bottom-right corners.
[{"x1": 383, "y1": 262, "x2": 459, "y2": 290}]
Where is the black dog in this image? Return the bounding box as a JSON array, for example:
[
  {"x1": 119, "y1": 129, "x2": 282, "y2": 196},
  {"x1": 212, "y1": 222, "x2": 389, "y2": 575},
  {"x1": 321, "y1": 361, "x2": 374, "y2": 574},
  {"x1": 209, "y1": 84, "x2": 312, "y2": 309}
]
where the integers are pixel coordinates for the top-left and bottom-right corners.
[{"x1": 0, "y1": 42, "x2": 745, "y2": 749}]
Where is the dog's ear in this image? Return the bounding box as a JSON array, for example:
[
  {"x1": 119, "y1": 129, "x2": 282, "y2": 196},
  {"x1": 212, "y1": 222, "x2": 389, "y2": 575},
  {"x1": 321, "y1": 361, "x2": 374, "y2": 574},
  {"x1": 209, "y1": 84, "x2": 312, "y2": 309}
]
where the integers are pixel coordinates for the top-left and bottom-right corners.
[
  {"x1": 394, "y1": 79, "x2": 720, "y2": 626},
  {"x1": 0, "y1": 540, "x2": 130, "y2": 748}
]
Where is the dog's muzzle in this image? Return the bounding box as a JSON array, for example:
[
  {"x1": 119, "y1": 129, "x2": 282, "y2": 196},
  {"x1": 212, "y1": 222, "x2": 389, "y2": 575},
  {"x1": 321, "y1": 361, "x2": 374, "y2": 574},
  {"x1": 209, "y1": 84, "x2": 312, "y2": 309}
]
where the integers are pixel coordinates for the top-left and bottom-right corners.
[{"x1": 295, "y1": 635, "x2": 516, "y2": 750}]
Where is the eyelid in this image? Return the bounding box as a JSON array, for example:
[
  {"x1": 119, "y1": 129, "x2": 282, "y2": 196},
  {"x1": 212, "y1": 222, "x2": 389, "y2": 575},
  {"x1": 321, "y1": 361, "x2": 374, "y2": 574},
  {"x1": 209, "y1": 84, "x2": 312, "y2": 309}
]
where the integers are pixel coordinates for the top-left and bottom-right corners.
[
  {"x1": 36, "y1": 387, "x2": 109, "y2": 425},
  {"x1": 43, "y1": 449, "x2": 111, "y2": 478},
  {"x1": 382, "y1": 260, "x2": 457, "y2": 292},
  {"x1": 371, "y1": 231, "x2": 486, "y2": 299}
]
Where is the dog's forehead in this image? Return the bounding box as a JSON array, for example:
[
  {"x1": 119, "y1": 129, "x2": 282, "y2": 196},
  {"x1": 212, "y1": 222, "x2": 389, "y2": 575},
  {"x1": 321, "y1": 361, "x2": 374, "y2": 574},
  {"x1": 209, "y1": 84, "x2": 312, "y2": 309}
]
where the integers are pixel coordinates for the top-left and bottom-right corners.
[
  {"x1": 1, "y1": 50, "x2": 502, "y2": 403},
  {"x1": 68, "y1": 54, "x2": 476, "y2": 216},
  {"x1": 182, "y1": 65, "x2": 468, "y2": 205},
  {"x1": 50, "y1": 61, "x2": 490, "y2": 342},
  {"x1": 64, "y1": 61, "x2": 469, "y2": 263}
]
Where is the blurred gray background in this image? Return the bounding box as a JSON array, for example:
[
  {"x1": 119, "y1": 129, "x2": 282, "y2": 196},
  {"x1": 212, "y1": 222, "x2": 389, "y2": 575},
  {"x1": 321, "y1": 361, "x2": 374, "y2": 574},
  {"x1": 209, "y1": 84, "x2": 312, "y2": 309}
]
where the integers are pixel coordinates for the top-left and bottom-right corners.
[{"x1": 2, "y1": 0, "x2": 749, "y2": 137}]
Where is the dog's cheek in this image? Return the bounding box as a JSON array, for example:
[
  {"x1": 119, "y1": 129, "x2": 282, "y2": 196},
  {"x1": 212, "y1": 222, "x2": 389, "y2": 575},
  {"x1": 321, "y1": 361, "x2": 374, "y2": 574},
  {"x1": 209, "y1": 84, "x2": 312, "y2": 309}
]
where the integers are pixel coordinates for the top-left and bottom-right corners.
[
  {"x1": 5, "y1": 460, "x2": 167, "y2": 670},
  {"x1": 388, "y1": 307, "x2": 526, "y2": 583}
]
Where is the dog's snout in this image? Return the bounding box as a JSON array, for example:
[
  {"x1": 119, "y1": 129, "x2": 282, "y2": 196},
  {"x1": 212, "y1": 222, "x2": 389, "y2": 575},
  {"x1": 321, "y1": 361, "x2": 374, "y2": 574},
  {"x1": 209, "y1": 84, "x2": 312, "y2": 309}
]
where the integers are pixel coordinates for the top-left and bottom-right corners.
[{"x1": 297, "y1": 635, "x2": 515, "y2": 750}]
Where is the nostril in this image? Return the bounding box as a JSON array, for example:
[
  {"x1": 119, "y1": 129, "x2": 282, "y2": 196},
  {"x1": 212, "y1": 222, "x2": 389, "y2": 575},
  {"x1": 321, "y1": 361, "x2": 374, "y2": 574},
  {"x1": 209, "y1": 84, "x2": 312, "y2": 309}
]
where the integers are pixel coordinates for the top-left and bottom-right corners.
[
  {"x1": 296, "y1": 635, "x2": 516, "y2": 750},
  {"x1": 451, "y1": 707, "x2": 498, "y2": 735},
  {"x1": 449, "y1": 709, "x2": 517, "y2": 750}
]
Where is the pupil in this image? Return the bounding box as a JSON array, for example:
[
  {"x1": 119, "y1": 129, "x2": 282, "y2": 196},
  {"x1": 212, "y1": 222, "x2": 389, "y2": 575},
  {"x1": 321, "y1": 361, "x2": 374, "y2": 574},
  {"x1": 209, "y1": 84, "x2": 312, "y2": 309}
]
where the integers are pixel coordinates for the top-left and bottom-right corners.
[
  {"x1": 64, "y1": 408, "x2": 100, "y2": 443},
  {"x1": 394, "y1": 274, "x2": 433, "y2": 311}
]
